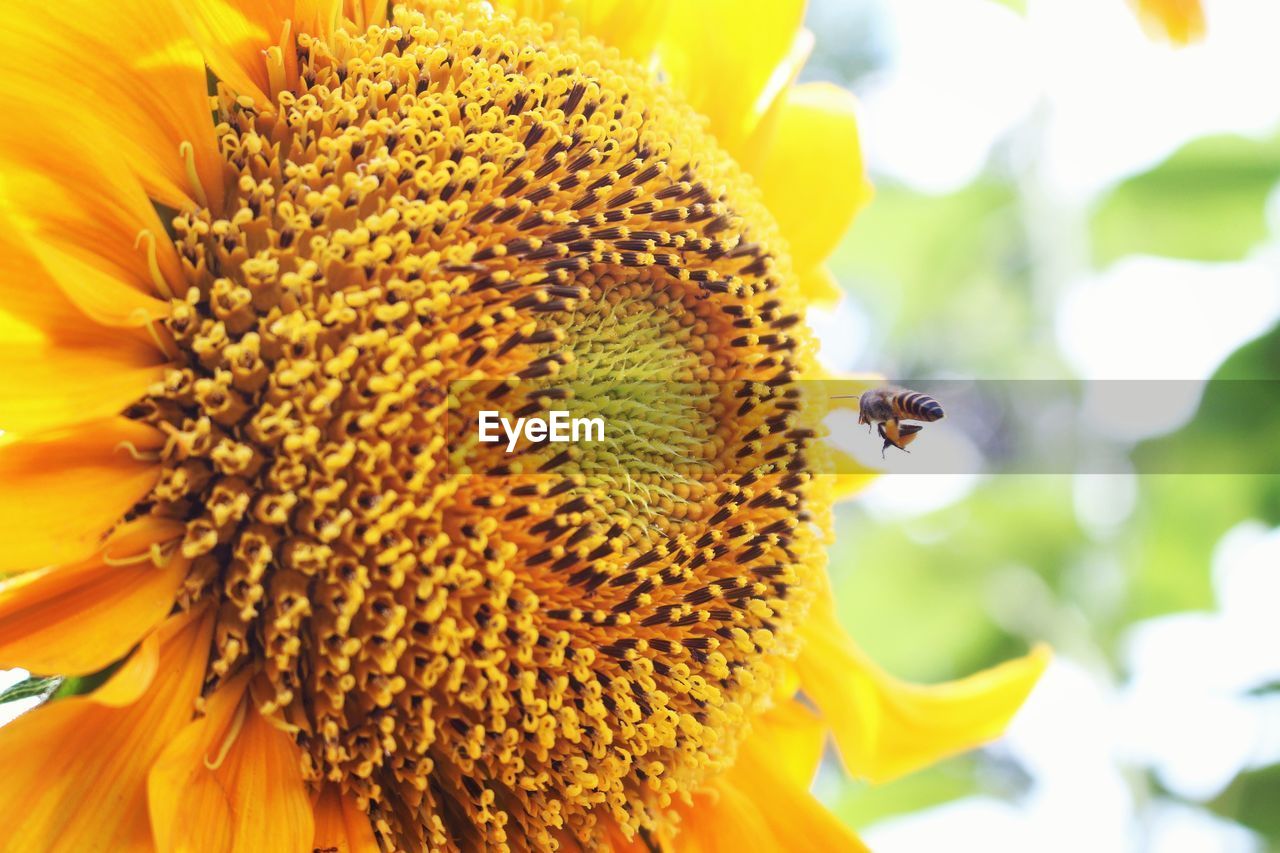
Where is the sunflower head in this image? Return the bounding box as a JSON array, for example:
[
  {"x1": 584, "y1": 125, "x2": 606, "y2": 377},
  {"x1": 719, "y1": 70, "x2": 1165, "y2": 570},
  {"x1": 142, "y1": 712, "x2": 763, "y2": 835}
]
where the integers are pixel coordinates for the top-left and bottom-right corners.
[
  {"x1": 0, "y1": 1, "x2": 1048, "y2": 851},
  {"x1": 45, "y1": 1, "x2": 824, "y2": 846}
]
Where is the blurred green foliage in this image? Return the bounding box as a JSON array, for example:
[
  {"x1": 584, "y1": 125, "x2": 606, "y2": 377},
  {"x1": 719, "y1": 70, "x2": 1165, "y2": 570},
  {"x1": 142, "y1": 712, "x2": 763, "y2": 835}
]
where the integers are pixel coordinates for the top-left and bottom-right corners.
[
  {"x1": 831, "y1": 181, "x2": 1061, "y2": 378},
  {"x1": 1211, "y1": 763, "x2": 1280, "y2": 841},
  {"x1": 1092, "y1": 134, "x2": 1280, "y2": 264},
  {"x1": 829, "y1": 478, "x2": 1076, "y2": 679},
  {"x1": 819, "y1": 103, "x2": 1280, "y2": 850},
  {"x1": 830, "y1": 754, "x2": 991, "y2": 827},
  {"x1": 1131, "y1": 321, "x2": 1280, "y2": 633},
  {"x1": 1138, "y1": 322, "x2": 1280, "y2": 521}
]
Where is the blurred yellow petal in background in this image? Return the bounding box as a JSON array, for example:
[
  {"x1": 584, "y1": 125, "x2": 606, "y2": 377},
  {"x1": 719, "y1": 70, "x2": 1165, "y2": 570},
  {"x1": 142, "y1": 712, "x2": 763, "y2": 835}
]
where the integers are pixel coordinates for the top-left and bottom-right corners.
[{"x1": 1131, "y1": 0, "x2": 1206, "y2": 44}]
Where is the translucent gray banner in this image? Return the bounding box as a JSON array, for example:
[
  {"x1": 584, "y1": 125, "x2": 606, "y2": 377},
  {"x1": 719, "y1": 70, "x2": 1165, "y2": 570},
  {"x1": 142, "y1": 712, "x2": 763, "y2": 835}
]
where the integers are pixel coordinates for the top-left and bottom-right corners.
[{"x1": 445, "y1": 380, "x2": 1280, "y2": 475}]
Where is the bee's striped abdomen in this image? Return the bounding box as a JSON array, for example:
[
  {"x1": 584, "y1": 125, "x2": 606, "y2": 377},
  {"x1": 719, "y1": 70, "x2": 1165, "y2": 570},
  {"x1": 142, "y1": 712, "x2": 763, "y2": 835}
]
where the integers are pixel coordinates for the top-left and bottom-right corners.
[{"x1": 893, "y1": 391, "x2": 944, "y2": 422}]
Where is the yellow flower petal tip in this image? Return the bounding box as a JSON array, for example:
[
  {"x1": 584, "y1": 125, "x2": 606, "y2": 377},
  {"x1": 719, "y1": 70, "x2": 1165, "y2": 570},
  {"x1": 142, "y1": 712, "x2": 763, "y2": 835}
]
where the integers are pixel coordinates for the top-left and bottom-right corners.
[
  {"x1": 841, "y1": 642, "x2": 1051, "y2": 784},
  {"x1": 800, "y1": 265, "x2": 845, "y2": 306},
  {"x1": 758, "y1": 82, "x2": 874, "y2": 273},
  {"x1": 1131, "y1": 0, "x2": 1206, "y2": 44},
  {"x1": 800, "y1": 587, "x2": 1050, "y2": 784}
]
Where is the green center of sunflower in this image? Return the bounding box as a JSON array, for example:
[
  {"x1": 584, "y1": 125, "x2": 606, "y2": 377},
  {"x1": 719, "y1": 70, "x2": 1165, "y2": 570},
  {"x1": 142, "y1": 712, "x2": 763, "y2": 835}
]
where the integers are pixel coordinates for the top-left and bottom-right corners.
[
  {"x1": 539, "y1": 270, "x2": 723, "y2": 527},
  {"x1": 128, "y1": 4, "x2": 823, "y2": 848}
]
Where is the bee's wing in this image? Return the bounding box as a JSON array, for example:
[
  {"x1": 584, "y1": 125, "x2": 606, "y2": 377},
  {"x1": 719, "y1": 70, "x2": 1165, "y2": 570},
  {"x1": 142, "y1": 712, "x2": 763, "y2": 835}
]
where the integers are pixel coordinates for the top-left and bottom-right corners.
[{"x1": 896, "y1": 423, "x2": 924, "y2": 448}]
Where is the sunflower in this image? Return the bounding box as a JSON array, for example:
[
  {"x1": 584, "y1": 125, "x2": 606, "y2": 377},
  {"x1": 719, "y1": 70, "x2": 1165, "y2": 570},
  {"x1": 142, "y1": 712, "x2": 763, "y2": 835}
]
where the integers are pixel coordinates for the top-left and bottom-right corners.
[{"x1": 0, "y1": 1, "x2": 1048, "y2": 850}]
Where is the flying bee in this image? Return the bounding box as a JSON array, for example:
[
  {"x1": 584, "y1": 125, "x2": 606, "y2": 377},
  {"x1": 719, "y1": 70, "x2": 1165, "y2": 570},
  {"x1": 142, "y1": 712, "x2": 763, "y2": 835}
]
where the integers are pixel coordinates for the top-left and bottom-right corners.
[{"x1": 834, "y1": 387, "x2": 945, "y2": 457}]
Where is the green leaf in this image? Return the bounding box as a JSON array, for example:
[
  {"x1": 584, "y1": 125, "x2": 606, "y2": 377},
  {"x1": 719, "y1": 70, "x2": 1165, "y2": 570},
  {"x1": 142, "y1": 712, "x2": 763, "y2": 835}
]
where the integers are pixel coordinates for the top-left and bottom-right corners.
[
  {"x1": 1209, "y1": 762, "x2": 1280, "y2": 839},
  {"x1": 1091, "y1": 134, "x2": 1280, "y2": 264},
  {"x1": 0, "y1": 675, "x2": 63, "y2": 705}
]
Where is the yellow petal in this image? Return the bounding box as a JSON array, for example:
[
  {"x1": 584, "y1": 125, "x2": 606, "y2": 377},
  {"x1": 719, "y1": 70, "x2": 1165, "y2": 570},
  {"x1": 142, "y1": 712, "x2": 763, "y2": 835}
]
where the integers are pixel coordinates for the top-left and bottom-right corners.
[
  {"x1": 656, "y1": 0, "x2": 807, "y2": 156},
  {"x1": 570, "y1": 0, "x2": 674, "y2": 61},
  {"x1": 799, "y1": 265, "x2": 844, "y2": 305},
  {"x1": 826, "y1": 441, "x2": 879, "y2": 503},
  {"x1": 748, "y1": 699, "x2": 826, "y2": 790},
  {"x1": 91, "y1": 618, "x2": 166, "y2": 708},
  {"x1": 0, "y1": 134, "x2": 181, "y2": 326},
  {"x1": 796, "y1": 581, "x2": 1050, "y2": 783},
  {"x1": 174, "y1": 0, "x2": 296, "y2": 108},
  {"x1": 500, "y1": 0, "x2": 673, "y2": 62},
  {"x1": 0, "y1": 0, "x2": 223, "y2": 210},
  {"x1": 0, "y1": 308, "x2": 41, "y2": 348},
  {"x1": 670, "y1": 699, "x2": 868, "y2": 853},
  {"x1": 0, "y1": 418, "x2": 163, "y2": 574},
  {"x1": 19, "y1": 244, "x2": 173, "y2": 331},
  {"x1": 1132, "y1": 0, "x2": 1205, "y2": 44},
  {"x1": 821, "y1": 374, "x2": 882, "y2": 502},
  {"x1": 0, "y1": 225, "x2": 164, "y2": 434},
  {"x1": 755, "y1": 82, "x2": 873, "y2": 273},
  {"x1": 0, "y1": 607, "x2": 213, "y2": 852},
  {"x1": 344, "y1": 0, "x2": 388, "y2": 30},
  {"x1": 673, "y1": 782, "x2": 777, "y2": 853},
  {"x1": 0, "y1": 518, "x2": 188, "y2": 676},
  {"x1": 831, "y1": 467, "x2": 878, "y2": 503},
  {"x1": 736, "y1": 770, "x2": 870, "y2": 853},
  {"x1": 149, "y1": 674, "x2": 316, "y2": 853},
  {"x1": 312, "y1": 784, "x2": 380, "y2": 853},
  {"x1": 0, "y1": 339, "x2": 164, "y2": 435},
  {"x1": 734, "y1": 700, "x2": 870, "y2": 851},
  {"x1": 734, "y1": 28, "x2": 815, "y2": 174},
  {"x1": 0, "y1": 229, "x2": 108, "y2": 341},
  {"x1": 295, "y1": 0, "x2": 343, "y2": 37}
]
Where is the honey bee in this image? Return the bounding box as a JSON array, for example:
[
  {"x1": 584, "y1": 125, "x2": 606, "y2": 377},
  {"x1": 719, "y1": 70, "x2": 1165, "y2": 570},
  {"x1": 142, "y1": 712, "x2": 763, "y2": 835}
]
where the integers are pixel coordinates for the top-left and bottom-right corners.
[{"x1": 834, "y1": 387, "x2": 945, "y2": 457}]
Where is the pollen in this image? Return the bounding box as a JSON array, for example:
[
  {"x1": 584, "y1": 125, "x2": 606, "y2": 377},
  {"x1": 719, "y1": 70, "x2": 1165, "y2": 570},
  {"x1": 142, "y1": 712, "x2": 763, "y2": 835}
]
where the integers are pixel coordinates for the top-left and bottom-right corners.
[{"x1": 129, "y1": 3, "x2": 827, "y2": 849}]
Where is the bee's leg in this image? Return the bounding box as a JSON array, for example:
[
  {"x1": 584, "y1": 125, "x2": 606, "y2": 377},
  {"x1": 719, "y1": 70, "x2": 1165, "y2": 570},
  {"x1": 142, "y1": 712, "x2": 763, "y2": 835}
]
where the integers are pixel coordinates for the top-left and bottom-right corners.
[{"x1": 877, "y1": 422, "x2": 895, "y2": 457}]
